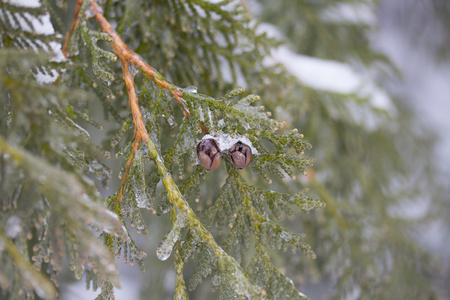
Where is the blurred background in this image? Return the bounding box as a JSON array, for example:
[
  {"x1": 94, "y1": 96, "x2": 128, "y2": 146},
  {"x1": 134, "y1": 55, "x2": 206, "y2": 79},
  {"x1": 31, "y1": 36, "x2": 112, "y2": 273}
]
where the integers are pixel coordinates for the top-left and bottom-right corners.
[
  {"x1": 376, "y1": 0, "x2": 450, "y2": 296},
  {"x1": 55, "y1": 0, "x2": 450, "y2": 299}
]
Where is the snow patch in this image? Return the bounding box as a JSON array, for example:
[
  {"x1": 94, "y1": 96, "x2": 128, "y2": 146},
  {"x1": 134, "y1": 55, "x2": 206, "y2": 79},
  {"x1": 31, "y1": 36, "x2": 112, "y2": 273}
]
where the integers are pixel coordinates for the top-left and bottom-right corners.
[
  {"x1": 202, "y1": 133, "x2": 259, "y2": 155},
  {"x1": 321, "y1": 3, "x2": 376, "y2": 25},
  {"x1": 7, "y1": 0, "x2": 40, "y2": 8},
  {"x1": 258, "y1": 22, "x2": 395, "y2": 115}
]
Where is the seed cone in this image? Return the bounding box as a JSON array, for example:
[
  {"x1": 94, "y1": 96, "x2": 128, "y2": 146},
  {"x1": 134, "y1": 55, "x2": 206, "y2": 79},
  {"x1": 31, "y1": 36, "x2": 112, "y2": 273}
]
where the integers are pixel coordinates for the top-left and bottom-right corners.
[
  {"x1": 197, "y1": 139, "x2": 222, "y2": 171},
  {"x1": 229, "y1": 141, "x2": 252, "y2": 169}
]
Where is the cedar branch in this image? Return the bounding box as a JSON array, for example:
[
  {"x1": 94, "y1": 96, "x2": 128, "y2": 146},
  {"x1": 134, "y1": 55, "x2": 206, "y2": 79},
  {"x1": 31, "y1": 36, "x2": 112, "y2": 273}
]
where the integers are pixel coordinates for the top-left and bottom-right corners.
[
  {"x1": 89, "y1": 1, "x2": 189, "y2": 116},
  {"x1": 62, "y1": 1, "x2": 189, "y2": 117},
  {"x1": 59, "y1": 4, "x2": 268, "y2": 295},
  {"x1": 62, "y1": 0, "x2": 191, "y2": 202}
]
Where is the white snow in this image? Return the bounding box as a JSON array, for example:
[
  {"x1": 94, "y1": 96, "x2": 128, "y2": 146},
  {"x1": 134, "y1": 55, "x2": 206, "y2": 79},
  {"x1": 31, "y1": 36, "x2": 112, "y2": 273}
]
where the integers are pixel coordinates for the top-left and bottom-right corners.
[
  {"x1": 5, "y1": 215, "x2": 22, "y2": 239},
  {"x1": 202, "y1": 133, "x2": 259, "y2": 155},
  {"x1": 6, "y1": 1, "x2": 54, "y2": 35},
  {"x1": 61, "y1": 264, "x2": 142, "y2": 300},
  {"x1": 6, "y1": 0, "x2": 40, "y2": 8},
  {"x1": 271, "y1": 47, "x2": 361, "y2": 94},
  {"x1": 263, "y1": 40, "x2": 394, "y2": 113},
  {"x1": 321, "y1": 3, "x2": 376, "y2": 26},
  {"x1": 256, "y1": 22, "x2": 396, "y2": 130},
  {"x1": 7, "y1": 0, "x2": 65, "y2": 83}
]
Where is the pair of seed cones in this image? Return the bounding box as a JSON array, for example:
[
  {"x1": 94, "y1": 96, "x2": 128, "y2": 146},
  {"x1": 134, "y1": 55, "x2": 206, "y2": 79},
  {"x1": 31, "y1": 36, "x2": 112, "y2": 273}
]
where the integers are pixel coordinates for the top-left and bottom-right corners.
[{"x1": 197, "y1": 138, "x2": 252, "y2": 171}]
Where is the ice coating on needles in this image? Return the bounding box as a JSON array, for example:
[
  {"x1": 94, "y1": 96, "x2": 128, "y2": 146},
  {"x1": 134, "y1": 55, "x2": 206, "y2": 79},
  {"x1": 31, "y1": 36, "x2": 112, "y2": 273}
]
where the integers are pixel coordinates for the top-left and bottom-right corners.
[{"x1": 156, "y1": 215, "x2": 185, "y2": 261}]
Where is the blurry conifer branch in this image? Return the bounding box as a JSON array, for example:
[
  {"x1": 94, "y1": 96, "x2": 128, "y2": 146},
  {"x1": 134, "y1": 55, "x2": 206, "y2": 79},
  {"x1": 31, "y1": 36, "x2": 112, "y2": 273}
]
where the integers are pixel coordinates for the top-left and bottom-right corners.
[
  {"x1": 0, "y1": 0, "x2": 321, "y2": 299},
  {"x1": 0, "y1": 0, "x2": 444, "y2": 299}
]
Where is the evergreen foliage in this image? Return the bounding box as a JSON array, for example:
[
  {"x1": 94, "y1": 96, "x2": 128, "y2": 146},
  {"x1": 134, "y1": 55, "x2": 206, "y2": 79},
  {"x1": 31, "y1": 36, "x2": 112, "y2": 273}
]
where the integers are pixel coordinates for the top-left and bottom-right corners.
[{"x1": 0, "y1": 0, "x2": 443, "y2": 299}]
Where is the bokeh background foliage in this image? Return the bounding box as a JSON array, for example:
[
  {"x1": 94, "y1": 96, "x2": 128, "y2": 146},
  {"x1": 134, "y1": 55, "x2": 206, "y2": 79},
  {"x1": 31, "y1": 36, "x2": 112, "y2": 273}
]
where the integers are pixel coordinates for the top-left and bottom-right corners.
[{"x1": 0, "y1": 0, "x2": 445, "y2": 299}]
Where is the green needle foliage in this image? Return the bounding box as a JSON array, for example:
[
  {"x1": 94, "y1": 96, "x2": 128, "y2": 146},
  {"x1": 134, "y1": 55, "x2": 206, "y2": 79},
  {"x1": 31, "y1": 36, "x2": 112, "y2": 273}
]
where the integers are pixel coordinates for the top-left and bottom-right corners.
[{"x1": 0, "y1": 0, "x2": 443, "y2": 300}]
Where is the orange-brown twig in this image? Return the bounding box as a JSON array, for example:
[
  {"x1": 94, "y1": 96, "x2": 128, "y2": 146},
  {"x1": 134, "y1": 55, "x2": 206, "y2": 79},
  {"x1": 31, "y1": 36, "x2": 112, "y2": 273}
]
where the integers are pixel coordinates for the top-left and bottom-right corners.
[
  {"x1": 62, "y1": 0, "x2": 84, "y2": 58},
  {"x1": 61, "y1": 1, "x2": 188, "y2": 115},
  {"x1": 120, "y1": 56, "x2": 149, "y2": 143},
  {"x1": 53, "y1": 0, "x2": 83, "y2": 85},
  {"x1": 62, "y1": 1, "x2": 190, "y2": 202},
  {"x1": 89, "y1": 1, "x2": 189, "y2": 116},
  {"x1": 116, "y1": 139, "x2": 139, "y2": 203}
]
